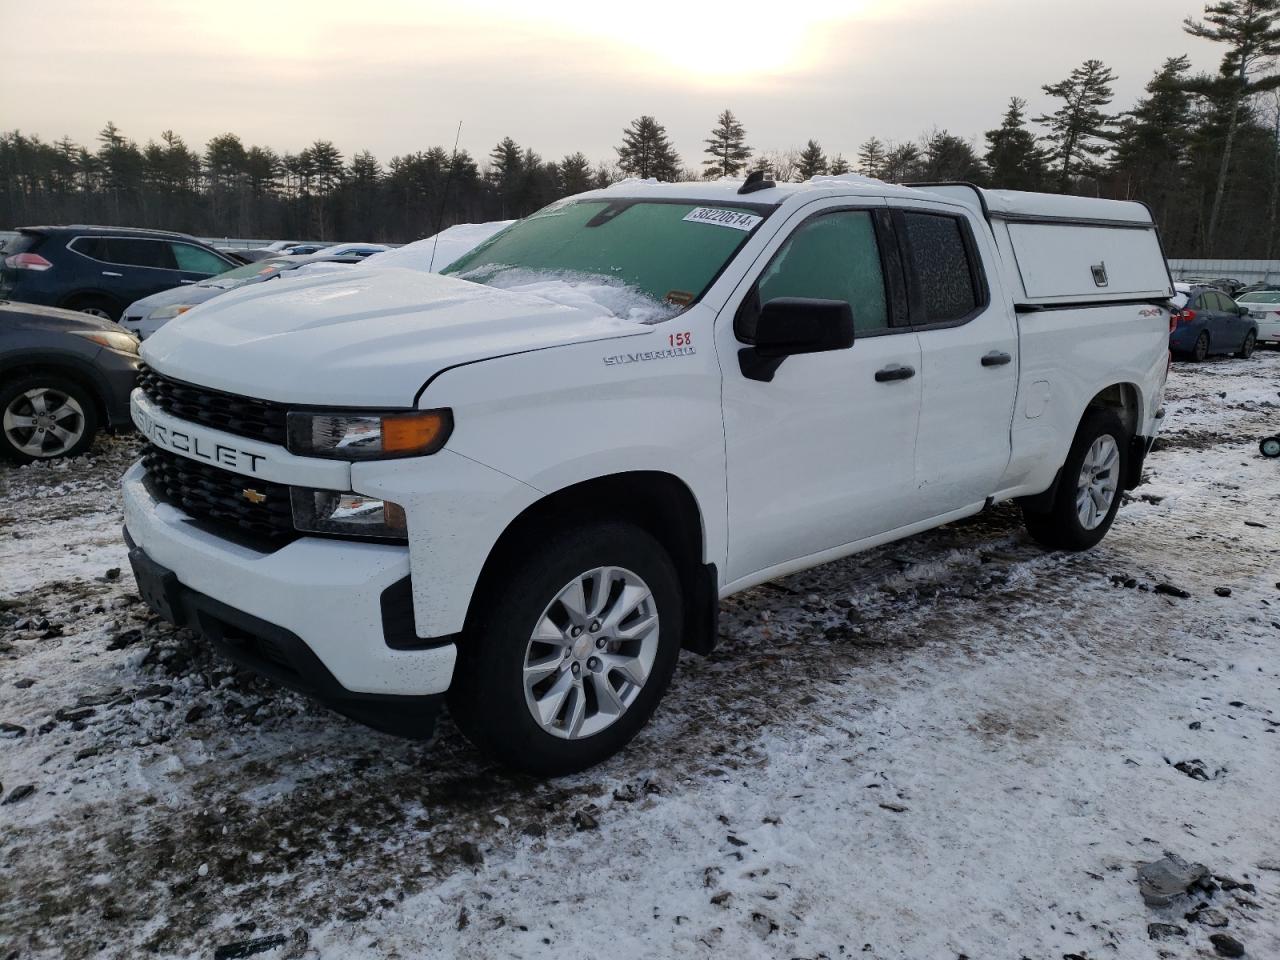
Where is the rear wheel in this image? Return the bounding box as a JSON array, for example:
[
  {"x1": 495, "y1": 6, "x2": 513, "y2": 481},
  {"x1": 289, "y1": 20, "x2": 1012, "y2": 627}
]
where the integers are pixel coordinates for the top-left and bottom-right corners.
[
  {"x1": 1023, "y1": 408, "x2": 1129, "y2": 551},
  {"x1": 449, "y1": 520, "x2": 684, "y2": 776},
  {"x1": 1236, "y1": 331, "x2": 1256, "y2": 359},
  {"x1": 0, "y1": 374, "x2": 100, "y2": 464},
  {"x1": 1192, "y1": 331, "x2": 1210, "y2": 362}
]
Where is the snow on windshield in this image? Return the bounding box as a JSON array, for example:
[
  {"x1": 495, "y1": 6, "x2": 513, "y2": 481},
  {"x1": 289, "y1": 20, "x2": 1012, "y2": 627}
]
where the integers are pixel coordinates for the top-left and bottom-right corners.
[{"x1": 456, "y1": 266, "x2": 681, "y2": 324}]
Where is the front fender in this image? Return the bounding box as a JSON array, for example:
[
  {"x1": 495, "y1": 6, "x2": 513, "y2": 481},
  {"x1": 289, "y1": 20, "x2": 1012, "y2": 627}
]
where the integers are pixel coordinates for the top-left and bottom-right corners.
[{"x1": 422, "y1": 319, "x2": 728, "y2": 575}]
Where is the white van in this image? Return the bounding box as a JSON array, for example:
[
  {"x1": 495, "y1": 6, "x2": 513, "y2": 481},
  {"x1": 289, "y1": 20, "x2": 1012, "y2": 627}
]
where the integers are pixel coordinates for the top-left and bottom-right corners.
[{"x1": 123, "y1": 175, "x2": 1172, "y2": 774}]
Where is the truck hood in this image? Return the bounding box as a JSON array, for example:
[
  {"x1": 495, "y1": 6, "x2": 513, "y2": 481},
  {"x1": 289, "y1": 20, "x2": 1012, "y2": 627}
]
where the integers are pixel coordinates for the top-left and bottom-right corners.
[{"x1": 140, "y1": 267, "x2": 649, "y2": 406}]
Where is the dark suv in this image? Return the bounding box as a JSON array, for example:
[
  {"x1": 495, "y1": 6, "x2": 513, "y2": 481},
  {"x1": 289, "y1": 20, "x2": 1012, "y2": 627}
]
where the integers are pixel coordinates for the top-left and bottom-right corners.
[{"x1": 0, "y1": 225, "x2": 240, "y2": 321}]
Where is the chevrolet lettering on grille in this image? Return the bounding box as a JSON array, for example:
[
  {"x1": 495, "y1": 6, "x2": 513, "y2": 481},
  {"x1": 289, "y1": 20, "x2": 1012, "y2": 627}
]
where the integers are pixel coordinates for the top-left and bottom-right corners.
[{"x1": 134, "y1": 403, "x2": 265, "y2": 473}]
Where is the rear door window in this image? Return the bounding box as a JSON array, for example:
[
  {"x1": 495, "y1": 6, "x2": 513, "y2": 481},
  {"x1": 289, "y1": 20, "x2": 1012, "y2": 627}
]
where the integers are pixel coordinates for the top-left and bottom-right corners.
[
  {"x1": 171, "y1": 242, "x2": 230, "y2": 274},
  {"x1": 105, "y1": 238, "x2": 177, "y2": 269},
  {"x1": 899, "y1": 212, "x2": 983, "y2": 324}
]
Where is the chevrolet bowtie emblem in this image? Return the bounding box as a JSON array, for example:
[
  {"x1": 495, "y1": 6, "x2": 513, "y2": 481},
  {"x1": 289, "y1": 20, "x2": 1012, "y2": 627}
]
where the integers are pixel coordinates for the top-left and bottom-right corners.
[{"x1": 242, "y1": 488, "x2": 267, "y2": 505}]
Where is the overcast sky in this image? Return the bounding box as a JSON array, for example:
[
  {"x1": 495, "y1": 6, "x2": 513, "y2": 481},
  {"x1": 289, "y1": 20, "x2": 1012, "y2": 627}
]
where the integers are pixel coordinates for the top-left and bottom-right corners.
[{"x1": 5, "y1": 0, "x2": 1222, "y2": 167}]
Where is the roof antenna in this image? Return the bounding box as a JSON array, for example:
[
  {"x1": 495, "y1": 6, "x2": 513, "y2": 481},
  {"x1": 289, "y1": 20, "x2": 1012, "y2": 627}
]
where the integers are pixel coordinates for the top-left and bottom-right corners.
[
  {"x1": 738, "y1": 169, "x2": 775, "y2": 195},
  {"x1": 430, "y1": 120, "x2": 463, "y2": 270}
]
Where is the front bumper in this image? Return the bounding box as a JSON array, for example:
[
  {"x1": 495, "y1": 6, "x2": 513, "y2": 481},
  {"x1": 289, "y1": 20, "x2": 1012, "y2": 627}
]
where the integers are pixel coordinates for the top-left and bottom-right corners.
[
  {"x1": 96, "y1": 347, "x2": 140, "y2": 429},
  {"x1": 122, "y1": 460, "x2": 457, "y2": 704}
]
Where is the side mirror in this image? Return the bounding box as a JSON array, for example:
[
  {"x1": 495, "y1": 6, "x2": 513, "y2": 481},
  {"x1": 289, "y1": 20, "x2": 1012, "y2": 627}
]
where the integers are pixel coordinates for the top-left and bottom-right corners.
[
  {"x1": 1237, "y1": 305, "x2": 1250, "y2": 316},
  {"x1": 739, "y1": 297, "x2": 855, "y2": 382}
]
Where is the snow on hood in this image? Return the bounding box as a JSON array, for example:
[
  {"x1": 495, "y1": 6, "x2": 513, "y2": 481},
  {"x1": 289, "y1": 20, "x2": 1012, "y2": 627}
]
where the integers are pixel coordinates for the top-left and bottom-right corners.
[
  {"x1": 357, "y1": 221, "x2": 514, "y2": 273},
  {"x1": 140, "y1": 266, "x2": 648, "y2": 407},
  {"x1": 460, "y1": 268, "x2": 681, "y2": 325}
]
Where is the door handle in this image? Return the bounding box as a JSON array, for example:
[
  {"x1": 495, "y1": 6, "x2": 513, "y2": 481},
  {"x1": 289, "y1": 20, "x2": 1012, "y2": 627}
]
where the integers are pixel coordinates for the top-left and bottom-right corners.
[
  {"x1": 981, "y1": 351, "x2": 1013, "y2": 367},
  {"x1": 179, "y1": 279, "x2": 197, "y2": 284},
  {"x1": 875, "y1": 364, "x2": 916, "y2": 382},
  {"x1": 102, "y1": 271, "x2": 123, "y2": 277}
]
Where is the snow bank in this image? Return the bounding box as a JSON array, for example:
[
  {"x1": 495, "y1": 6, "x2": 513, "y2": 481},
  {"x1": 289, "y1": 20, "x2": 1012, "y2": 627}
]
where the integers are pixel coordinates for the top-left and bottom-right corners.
[{"x1": 357, "y1": 221, "x2": 513, "y2": 274}]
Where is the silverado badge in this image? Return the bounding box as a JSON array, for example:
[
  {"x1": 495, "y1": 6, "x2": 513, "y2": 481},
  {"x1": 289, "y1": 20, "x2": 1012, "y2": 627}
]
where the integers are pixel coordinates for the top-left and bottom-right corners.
[{"x1": 242, "y1": 488, "x2": 267, "y2": 505}]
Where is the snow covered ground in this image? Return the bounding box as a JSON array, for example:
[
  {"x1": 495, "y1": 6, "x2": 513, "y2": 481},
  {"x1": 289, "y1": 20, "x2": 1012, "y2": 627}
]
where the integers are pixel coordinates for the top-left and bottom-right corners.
[{"x1": 1, "y1": 352, "x2": 1278, "y2": 960}]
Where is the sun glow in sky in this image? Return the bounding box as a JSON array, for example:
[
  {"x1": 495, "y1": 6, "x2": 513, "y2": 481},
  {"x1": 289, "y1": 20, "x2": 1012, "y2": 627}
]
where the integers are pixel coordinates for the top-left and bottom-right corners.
[{"x1": 4, "y1": 0, "x2": 1220, "y2": 165}]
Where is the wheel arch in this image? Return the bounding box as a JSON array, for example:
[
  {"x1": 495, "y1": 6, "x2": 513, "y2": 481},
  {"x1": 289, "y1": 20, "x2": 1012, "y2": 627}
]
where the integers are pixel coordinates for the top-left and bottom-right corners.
[
  {"x1": 1086, "y1": 381, "x2": 1141, "y2": 440},
  {"x1": 465, "y1": 470, "x2": 720, "y2": 655}
]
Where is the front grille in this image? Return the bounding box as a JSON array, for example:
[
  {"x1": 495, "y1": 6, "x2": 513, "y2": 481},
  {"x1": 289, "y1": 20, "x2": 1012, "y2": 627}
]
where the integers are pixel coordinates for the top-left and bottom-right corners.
[
  {"x1": 143, "y1": 446, "x2": 297, "y2": 544},
  {"x1": 138, "y1": 364, "x2": 288, "y2": 446}
]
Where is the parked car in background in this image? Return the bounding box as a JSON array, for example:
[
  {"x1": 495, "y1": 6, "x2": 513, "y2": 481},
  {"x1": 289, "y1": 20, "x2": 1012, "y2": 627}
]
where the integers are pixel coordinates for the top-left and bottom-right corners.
[
  {"x1": 120, "y1": 254, "x2": 360, "y2": 339},
  {"x1": 1233, "y1": 282, "x2": 1280, "y2": 296},
  {"x1": 1235, "y1": 289, "x2": 1280, "y2": 348},
  {"x1": 311, "y1": 243, "x2": 391, "y2": 259},
  {"x1": 0, "y1": 226, "x2": 240, "y2": 321},
  {"x1": 357, "y1": 221, "x2": 513, "y2": 272},
  {"x1": 0, "y1": 299, "x2": 139, "y2": 462},
  {"x1": 1169, "y1": 283, "x2": 1258, "y2": 361},
  {"x1": 223, "y1": 248, "x2": 276, "y2": 262},
  {"x1": 279, "y1": 243, "x2": 328, "y2": 256}
]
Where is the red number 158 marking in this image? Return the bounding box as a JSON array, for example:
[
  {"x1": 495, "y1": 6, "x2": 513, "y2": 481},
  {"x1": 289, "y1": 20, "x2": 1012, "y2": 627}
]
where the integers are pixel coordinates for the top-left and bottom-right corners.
[{"x1": 668, "y1": 332, "x2": 692, "y2": 347}]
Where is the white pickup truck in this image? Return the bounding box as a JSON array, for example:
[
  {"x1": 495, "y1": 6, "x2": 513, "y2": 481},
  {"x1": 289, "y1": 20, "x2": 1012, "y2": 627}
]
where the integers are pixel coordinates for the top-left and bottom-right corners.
[{"x1": 123, "y1": 175, "x2": 1172, "y2": 774}]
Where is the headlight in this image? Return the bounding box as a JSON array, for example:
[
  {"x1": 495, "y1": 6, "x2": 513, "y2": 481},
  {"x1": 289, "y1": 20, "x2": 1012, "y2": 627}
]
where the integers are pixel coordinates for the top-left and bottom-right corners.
[
  {"x1": 286, "y1": 409, "x2": 452, "y2": 460},
  {"x1": 290, "y1": 488, "x2": 407, "y2": 540},
  {"x1": 149, "y1": 304, "x2": 195, "y2": 321},
  {"x1": 71, "y1": 330, "x2": 139, "y2": 354}
]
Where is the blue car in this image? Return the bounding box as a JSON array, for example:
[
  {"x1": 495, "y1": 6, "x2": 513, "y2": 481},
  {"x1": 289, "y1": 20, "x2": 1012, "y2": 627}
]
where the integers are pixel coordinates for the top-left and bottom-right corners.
[
  {"x1": 1169, "y1": 283, "x2": 1258, "y2": 361},
  {"x1": 0, "y1": 225, "x2": 241, "y2": 321}
]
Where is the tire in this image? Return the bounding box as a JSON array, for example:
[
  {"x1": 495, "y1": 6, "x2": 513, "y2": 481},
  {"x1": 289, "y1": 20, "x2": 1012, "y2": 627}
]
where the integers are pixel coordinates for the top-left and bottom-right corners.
[
  {"x1": 1192, "y1": 331, "x2": 1210, "y2": 362},
  {"x1": 0, "y1": 373, "x2": 100, "y2": 464},
  {"x1": 64, "y1": 295, "x2": 120, "y2": 322},
  {"x1": 1262, "y1": 436, "x2": 1280, "y2": 459},
  {"x1": 449, "y1": 520, "x2": 684, "y2": 776},
  {"x1": 1023, "y1": 407, "x2": 1129, "y2": 552},
  {"x1": 1236, "y1": 331, "x2": 1256, "y2": 359}
]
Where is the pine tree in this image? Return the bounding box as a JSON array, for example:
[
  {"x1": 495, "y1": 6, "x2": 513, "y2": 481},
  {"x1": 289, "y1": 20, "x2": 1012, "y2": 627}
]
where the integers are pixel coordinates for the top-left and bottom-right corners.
[
  {"x1": 882, "y1": 143, "x2": 923, "y2": 182},
  {"x1": 920, "y1": 130, "x2": 987, "y2": 183},
  {"x1": 1112, "y1": 58, "x2": 1194, "y2": 221},
  {"x1": 616, "y1": 115, "x2": 681, "y2": 181},
  {"x1": 1034, "y1": 59, "x2": 1119, "y2": 191},
  {"x1": 702, "y1": 109, "x2": 751, "y2": 177},
  {"x1": 1183, "y1": 0, "x2": 1280, "y2": 253},
  {"x1": 559, "y1": 152, "x2": 594, "y2": 194},
  {"x1": 857, "y1": 137, "x2": 887, "y2": 178},
  {"x1": 985, "y1": 98, "x2": 1050, "y2": 190},
  {"x1": 797, "y1": 139, "x2": 828, "y2": 179},
  {"x1": 487, "y1": 137, "x2": 524, "y2": 217},
  {"x1": 828, "y1": 154, "x2": 851, "y2": 175}
]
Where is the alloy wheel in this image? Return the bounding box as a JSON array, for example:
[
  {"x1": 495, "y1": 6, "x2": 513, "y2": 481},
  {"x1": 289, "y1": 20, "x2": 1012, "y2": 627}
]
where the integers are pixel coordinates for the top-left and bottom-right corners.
[
  {"x1": 522, "y1": 565, "x2": 660, "y2": 740},
  {"x1": 1076, "y1": 434, "x2": 1120, "y2": 531},
  {"x1": 2, "y1": 388, "x2": 87, "y2": 458}
]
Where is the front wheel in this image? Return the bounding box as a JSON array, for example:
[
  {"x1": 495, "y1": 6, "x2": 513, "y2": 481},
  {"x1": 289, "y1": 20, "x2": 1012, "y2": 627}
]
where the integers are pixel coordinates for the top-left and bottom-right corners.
[
  {"x1": 1237, "y1": 331, "x2": 1256, "y2": 359},
  {"x1": 0, "y1": 374, "x2": 100, "y2": 464},
  {"x1": 449, "y1": 521, "x2": 684, "y2": 776},
  {"x1": 1023, "y1": 408, "x2": 1129, "y2": 551}
]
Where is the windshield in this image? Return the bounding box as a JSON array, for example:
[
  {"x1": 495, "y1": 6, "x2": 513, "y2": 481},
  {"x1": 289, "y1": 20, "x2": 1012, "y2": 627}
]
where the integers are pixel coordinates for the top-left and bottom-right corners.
[
  {"x1": 1238, "y1": 291, "x2": 1280, "y2": 303},
  {"x1": 443, "y1": 198, "x2": 769, "y2": 323},
  {"x1": 204, "y1": 257, "x2": 292, "y2": 285}
]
